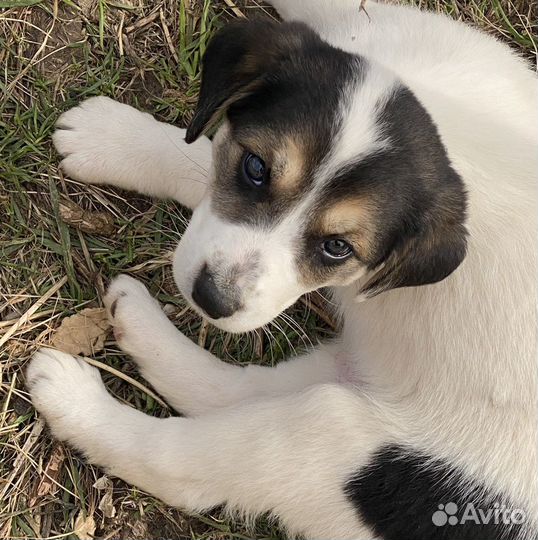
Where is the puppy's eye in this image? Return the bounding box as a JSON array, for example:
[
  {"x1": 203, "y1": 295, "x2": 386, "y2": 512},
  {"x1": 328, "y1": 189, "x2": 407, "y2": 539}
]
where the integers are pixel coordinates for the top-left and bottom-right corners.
[
  {"x1": 321, "y1": 238, "x2": 353, "y2": 260},
  {"x1": 242, "y1": 152, "x2": 268, "y2": 187}
]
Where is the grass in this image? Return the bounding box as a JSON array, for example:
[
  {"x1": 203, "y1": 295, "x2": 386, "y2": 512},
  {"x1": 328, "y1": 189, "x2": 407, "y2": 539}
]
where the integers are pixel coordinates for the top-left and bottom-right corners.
[{"x1": 0, "y1": 0, "x2": 535, "y2": 538}]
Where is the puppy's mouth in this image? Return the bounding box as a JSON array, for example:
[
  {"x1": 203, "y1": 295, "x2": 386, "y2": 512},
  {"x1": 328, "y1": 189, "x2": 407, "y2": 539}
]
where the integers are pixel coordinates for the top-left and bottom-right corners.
[
  {"x1": 187, "y1": 289, "x2": 303, "y2": 335},
  {"x1": 183, "y1": 277, "x2": 298, "y2": 334},
  {"x1": 187, "y1": 299, "x2": 254, "y2": 334}
]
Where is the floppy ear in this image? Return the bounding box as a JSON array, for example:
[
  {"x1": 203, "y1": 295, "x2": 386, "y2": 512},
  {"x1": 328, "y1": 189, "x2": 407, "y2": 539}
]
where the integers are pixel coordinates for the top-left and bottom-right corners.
[
  {"x1": 359, "y1": 205, "x2": 468, "y2": 298},
  {"x1": 185, "y1": 20, "x2": 319, "y2": 143}
]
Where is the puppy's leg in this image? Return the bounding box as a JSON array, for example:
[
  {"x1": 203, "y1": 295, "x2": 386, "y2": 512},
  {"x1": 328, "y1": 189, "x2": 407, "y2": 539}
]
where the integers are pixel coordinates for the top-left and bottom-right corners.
[
  {"x1": 28, "y1": 349, "x2": 379, "y2": 539},
  {"x1": 53, "y1": 97, "x2": 211, "y2": 209},
  {"x1": 104, "y1": 275, "x2": 341, "y2": 415},
  {"x1": 268, "y1": 0, "x2": 354, "y2": 22},
  {"x1": 268, "y1": 0, "x2": 372, "y2": 40}
]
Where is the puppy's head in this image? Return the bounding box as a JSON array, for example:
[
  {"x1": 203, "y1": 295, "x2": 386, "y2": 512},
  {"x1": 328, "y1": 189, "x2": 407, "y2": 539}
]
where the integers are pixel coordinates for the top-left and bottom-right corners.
[{"x1": 174, "y1": 21, "x2": 468, "y2": 333}]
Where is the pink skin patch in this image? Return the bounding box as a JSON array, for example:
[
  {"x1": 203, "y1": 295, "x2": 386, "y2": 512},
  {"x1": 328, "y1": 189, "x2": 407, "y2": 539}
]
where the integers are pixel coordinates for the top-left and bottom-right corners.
[
  {"x1": 335, "y1": 351, "x2": 355, "y2": 384},
  {"x1": 112, "y1": 326, "x2": 124, "y2": 342}
]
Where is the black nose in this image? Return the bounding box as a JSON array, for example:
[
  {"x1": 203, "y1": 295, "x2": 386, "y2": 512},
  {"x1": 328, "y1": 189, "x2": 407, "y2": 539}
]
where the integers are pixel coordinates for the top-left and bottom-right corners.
[{"x1": 191, "y1": 266, "x2": 237, "y2": 320}]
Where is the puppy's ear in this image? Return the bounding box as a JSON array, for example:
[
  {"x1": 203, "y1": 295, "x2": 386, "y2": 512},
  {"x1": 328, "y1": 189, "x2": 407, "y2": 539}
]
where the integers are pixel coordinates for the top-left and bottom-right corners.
[
  {"x1": 359, "y1": 200, "x2": 468, "y2": 298},
  {"x1": 185, "y1": 20, "x2": 318, "y2": 143}
]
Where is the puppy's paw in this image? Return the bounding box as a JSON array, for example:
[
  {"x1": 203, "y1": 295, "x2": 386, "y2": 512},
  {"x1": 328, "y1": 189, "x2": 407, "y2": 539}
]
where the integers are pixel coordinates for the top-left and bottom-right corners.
[
  {"x1": 53, "y1": 96, "x2": 156, "y2": 187},
  {"x1": 27, "y1": 348, "x2": 111, "y2": 443},
  {"x1": 104, "y1": 275, "x2": 169, "y2": 357}
]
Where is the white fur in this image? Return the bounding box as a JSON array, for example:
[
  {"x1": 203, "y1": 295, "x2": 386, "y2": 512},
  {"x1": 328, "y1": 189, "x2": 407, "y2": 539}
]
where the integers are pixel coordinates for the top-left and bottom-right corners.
[
  {"x1": 173, "y1": 195, "x2": 307, "y2": 333},
  {"x1": 30, "y1": 2, "x2": 537, "y2": 538},
  {"x1": 318, "y1": 62, "x2": 397, "y2": 182},
  {"x1": 53, "y1": 96, "x2": 211, "y2": 209}
]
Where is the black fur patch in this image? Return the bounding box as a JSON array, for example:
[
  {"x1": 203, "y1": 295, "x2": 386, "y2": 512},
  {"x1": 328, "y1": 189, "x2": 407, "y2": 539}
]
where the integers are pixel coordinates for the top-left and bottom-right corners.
[
  {"x1": 306, "y1": 86, "x2": 468, "y2": 294},
  {"x1": 218, "y1": 43, "x2": 360, "y2": 225},
  {"x1": 345, "y1": 445, "x2": 527, "y2": 540},
  {"x1": 186, "y1": 19, "x2": 362, "y2": 226}
]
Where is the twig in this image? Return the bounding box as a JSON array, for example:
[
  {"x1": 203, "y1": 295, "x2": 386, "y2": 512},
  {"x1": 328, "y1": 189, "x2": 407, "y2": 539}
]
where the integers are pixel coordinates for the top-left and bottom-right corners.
[
  {"x1": 0, "y1": 276, "x2": 68, "y2": 348},
  {"x1": 6, "y1": 0, "x2": 58, "y2": 94},
  {"x1": 255, "y1": 328, "x2": 264, "y2": 359},
  {"x1": 159, "y1": 9, "x2": 180, "y2": 64},
  {"x1": 299, "y1": 295, "x2": 337, "y2": 331},
  {"x1": 125, "y1": 10, "x2": 159, "y2": 34},
  {"x1": 198, "y1": 319, "x2": 209, "y2": 348},
  {"x1": 80, "y1": 356, "x2": 169, "y2": 409},
  {"x1": 0, "y1": 308, "x2": 56, "y2": 329},
  {"x1": 118, "y1": 11, "x2": 125, "y2": 56},
  {"x1": 222, "y1": 0, "x2": 246, "y2": 19},
  {"x1": 359, "y1": 0, "x2": 371, "y2": 22},
  {"x1": 0, "y1": 419, "x2": 44, "y2": 501}
]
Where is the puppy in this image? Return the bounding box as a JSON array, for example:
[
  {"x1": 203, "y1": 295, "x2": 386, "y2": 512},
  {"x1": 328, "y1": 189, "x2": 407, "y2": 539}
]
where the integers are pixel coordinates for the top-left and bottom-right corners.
[{"x1": 28, "y1": 1, "x2": 537, "y2": 539}]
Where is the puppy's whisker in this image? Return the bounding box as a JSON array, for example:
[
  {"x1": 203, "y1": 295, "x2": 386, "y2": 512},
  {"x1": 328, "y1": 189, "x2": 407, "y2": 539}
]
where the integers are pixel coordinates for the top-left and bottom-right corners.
[
  {"x1": 302, "y1": 292, "x2": 313, "y2": 320},
  {"x1": 279, "y1": 311, "x2": 313, "y2": 350},
  {"x1": 315, "y1": 289, "x2": 339, "y2": 308},
  {"x1": 157, "y1": 123, "x2": 210, "y2": 177},
  {"x1": 269, "y1": 318, "x2": 297, "y2": 356},
  {"x1": 261, "y1": 324, "x2": 276, "y2": 365}
]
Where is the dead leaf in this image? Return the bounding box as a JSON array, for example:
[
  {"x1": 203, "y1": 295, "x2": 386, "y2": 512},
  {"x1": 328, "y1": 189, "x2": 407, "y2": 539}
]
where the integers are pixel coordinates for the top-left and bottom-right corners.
[
  {"x1": 59, "y1": 199, "x2": 115, "y2": 237},
  {"x1": 74, "y1": 512, "x2": 95, "y2": 540},
  {"x1": 92, "y1": 476, "x2": 111, "y2": 491},
  {"x1": 52, "y1": 308, "x2": 110, "y2": 356},
  {"x1": 30, "y1": 444, "x2": 66, "y2": 506},
  {"x1": 93, "y1": 476, "x2": 116, "y2": 519}
]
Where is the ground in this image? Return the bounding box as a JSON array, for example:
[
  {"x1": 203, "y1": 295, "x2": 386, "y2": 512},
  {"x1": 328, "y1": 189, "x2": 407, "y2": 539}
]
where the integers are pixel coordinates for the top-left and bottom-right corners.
[{"x1": 0, "y1": 1, "x2": 535, "y2": 538}]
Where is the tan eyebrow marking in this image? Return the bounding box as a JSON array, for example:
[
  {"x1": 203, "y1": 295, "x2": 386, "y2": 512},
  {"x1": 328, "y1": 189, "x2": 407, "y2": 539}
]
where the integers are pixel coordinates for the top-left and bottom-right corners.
[
  {"x1": 318, "y1": 198, "x2": 377, "y2": 257},
  {"x1": 272, "y1": 136, "x2": 306, "y2": 194}
]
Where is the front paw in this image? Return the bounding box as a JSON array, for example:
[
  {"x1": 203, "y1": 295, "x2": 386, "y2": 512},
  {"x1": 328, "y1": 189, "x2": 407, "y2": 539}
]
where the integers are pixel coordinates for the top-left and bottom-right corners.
[
  {"x1": 104, "y1": 275, "x2": 169, "y2": 357},
  {"x1": 52, "y1": 96, "x2": 155, "y2": 187},
  {"x1": 27, "y1": 348, "x2": 112, "y2": 443}
]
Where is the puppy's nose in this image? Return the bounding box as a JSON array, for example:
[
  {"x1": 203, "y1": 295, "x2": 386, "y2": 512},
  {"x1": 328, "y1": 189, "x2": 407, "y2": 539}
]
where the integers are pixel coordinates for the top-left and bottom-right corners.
[{"x1": 191, "y1": 266, "x2": 238, "y2": 320}]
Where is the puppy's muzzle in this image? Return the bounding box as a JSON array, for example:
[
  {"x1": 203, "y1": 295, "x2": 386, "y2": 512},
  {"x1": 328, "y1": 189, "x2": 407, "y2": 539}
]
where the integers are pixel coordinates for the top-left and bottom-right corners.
[{"x1": 191, "y1": 265, "x2": 240, "y2": 320}]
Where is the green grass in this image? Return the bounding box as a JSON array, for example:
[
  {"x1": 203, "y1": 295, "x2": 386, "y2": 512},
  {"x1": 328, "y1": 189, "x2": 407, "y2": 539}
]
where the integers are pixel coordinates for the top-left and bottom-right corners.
[{"x1": 0, "y1": 0, "x2": 535, "y2": 538}]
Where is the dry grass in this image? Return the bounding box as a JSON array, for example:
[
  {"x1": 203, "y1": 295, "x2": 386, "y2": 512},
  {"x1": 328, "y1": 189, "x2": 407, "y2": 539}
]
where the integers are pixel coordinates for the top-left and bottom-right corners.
[{"x1": 0, "y1": 1, "x2": 535, "y2": 539}]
